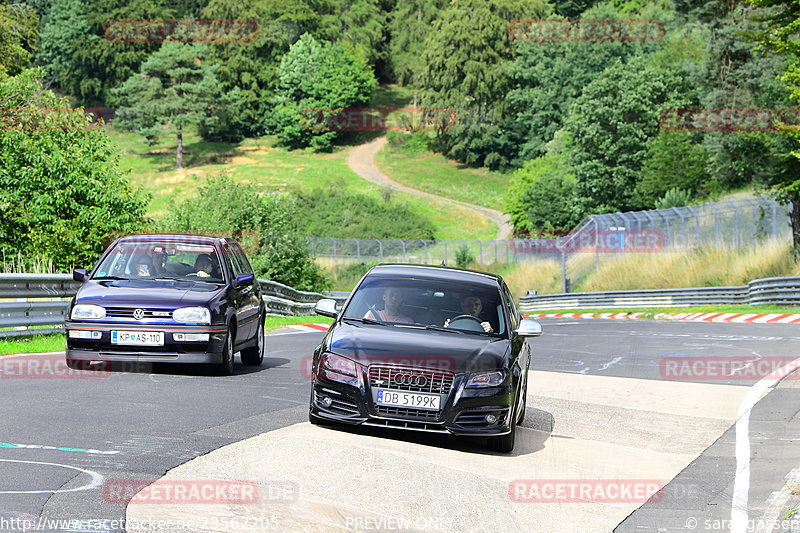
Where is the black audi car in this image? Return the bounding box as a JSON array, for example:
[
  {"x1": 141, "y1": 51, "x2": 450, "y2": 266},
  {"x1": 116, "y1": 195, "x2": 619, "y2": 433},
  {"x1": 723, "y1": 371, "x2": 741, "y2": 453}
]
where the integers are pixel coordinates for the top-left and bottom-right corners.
[
  {"x1": 309, "y1": 264, "x2": 542, "y2": 452},
  {"x1": 65, "y1": 234, "x2": 264, "y2": 375}
]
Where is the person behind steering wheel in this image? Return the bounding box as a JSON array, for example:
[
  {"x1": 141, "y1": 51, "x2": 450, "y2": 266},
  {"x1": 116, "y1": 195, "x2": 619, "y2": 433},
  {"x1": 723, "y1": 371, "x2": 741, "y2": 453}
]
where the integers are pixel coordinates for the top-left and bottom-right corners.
[{"x1": 444, "y1": 295, "x2": 493, "y2": 333}]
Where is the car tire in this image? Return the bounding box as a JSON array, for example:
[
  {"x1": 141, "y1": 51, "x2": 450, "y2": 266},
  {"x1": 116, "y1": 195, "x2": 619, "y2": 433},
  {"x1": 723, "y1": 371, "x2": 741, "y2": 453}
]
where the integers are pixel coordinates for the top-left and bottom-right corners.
[
  {"x1": 488, "y1": 408, "x2": 517, "y2": 453},
  {"x1": 241, "y1": 318, "x2": 264, "y2": 367},
  {"x1": 217, "y1": 328, "x2": 235, "y2": 376}
]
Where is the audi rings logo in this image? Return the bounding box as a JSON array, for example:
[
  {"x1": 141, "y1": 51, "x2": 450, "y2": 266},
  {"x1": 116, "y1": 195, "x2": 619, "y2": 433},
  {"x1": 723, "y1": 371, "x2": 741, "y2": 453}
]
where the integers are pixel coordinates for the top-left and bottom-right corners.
[
  {"x1": 393, "y1": 373, "x2": 428, "y2": 387},
  {"x1": 132, "y1": 309, "x2": 145, "y2": 320}
]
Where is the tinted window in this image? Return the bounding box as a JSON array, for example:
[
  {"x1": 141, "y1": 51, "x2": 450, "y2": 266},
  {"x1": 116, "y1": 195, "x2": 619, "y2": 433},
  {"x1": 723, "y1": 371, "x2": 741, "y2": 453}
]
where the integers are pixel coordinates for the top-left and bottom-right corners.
[
  {"x1": 343, "y1": 276, "x2": 506, "y2": 336},
  {"x1": 222, "y1": 243, "x2": 243, "y2": 279},
  {"x1": 231, "y1": 241, "x2": 254, "y2": 275}
]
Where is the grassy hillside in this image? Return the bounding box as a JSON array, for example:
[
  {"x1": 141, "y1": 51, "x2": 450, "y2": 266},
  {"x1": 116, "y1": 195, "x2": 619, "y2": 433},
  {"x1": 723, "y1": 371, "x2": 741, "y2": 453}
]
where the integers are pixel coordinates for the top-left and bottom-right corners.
[
  {"x1": 375, "y1": 138, "x2": 509, "y2": 211},
  {"x1": 107, "y1": 128, "x2": 496, "y2": 240}
]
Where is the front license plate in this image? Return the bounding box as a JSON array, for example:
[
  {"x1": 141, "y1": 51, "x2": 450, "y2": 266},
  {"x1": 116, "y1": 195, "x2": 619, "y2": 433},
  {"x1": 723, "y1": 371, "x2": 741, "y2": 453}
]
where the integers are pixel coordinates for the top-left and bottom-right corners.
[
  {"x1": 376, "y1": 389, "x2": 440, "y2": 410},
  {"x1": 111, "y1": 331, "x2": 164, "y2": 346}
]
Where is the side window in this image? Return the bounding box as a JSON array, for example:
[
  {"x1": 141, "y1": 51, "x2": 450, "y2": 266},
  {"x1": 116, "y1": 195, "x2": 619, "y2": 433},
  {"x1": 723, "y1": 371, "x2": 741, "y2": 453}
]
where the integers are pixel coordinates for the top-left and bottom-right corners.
[
  {"x1": 222, "y1": 243, "x2": 243, "y2": 281},
  {"x1": 503, "y1": 283, "x2": 520, "y2": 330},
  {"x1": 231, "y1": 242, "x2": 254, "y2": 275}
]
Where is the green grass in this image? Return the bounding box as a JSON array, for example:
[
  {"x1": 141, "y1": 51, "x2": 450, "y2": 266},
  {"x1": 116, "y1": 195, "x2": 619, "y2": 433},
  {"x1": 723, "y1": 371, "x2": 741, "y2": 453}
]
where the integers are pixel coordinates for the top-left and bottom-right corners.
[
  {"x1": 264, "y1": 315, "x2": 333, "y2": 331},
  {"x1": 375, "y1": 140, "x2": 510, "y2": 211},
  {"x1": 0, "y1": 334, "x2": 65, "y2": 355},
  {"x1": 109, "y1": 126, "x2": 495, "y2": 240},
  {"x1": 524, "y1": 305, "x2": 800, "y2": 317}
]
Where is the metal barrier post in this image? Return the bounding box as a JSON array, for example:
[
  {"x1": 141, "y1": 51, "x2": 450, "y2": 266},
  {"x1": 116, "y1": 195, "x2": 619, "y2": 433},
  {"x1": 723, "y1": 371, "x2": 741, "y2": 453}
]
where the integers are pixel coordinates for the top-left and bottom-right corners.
[{"x1": 726, "y1": 201, "x2": 739, "y2": 247}]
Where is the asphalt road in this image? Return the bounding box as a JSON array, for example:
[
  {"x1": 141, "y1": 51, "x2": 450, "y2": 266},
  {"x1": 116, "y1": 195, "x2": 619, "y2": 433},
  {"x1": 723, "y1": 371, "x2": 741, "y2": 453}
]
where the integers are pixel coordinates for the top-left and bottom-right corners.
[{"x1": 1, "y1": 319, "x2": 799, "y2": 532}]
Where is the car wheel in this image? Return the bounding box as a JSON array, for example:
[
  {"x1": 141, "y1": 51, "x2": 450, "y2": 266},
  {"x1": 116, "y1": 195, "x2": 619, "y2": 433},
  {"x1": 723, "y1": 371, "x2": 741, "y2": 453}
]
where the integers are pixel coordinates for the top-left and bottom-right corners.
[
  {"x1": 241, "y1": 318, "x2": 264, "y2": 367},
  {"x1": 217, "y1": 328, "x2": 235, "y2": 376},
  {"x1": 488, "y1": 408, "x2": 517, "y2": 453}
]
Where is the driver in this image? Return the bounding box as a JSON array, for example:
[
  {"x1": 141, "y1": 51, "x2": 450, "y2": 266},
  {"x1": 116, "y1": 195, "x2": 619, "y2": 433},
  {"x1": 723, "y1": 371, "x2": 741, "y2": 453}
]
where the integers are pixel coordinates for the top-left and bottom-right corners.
[
  {"x1": 364, "y1": 287, "x2": 414, "y2": 324},
  {"x1": 444, "y1": 295, "x2": 493, "y2": 333}
]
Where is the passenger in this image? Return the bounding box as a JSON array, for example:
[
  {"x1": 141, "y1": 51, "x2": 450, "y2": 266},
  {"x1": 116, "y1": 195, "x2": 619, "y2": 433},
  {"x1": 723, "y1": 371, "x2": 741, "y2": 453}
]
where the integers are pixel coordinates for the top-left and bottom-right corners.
[
  {"x1": 364, "y1": 287, "x2": 414, "y2": 324},
  {"x1": 194, "y1": 254, "x2": 213, "y2": 278},
  {"x1": 135, "y1": 256, "x2": 154, "y2": 277},
  {"x1": 444, "y1": 295, "x2": 493, "y2": 332}
]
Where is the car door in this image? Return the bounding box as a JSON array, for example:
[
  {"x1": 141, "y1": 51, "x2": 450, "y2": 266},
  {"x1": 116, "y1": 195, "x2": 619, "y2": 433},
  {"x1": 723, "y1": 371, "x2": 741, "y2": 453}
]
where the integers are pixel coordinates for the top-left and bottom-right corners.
[
  {"x1": 230, "y1": 240, "x2": 261, "y2": 340},
  {"x1": 221, "y1": 242, "x2": 251, "y2": 345}
]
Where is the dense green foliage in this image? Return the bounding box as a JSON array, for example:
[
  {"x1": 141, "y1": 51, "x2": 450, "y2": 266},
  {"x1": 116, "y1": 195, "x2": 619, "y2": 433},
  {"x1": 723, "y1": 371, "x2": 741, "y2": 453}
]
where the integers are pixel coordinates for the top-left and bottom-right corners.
[
  {"x1": 0, "y1": 68, "x2": 148, "y2": 269},
  {"x1": 9, "y1": 0, "x2": 800, "y2": 267},
  {"x1": 0, "y1": 2, "x2": 39, "y2": 76},
  {"x1": 270, "y1": 33, "x2": 376, "y2": 150},
  {"x1": 164, "y1": 174, "x2": 329, "y2": 291},
  {"x1": 294, "y1": 185, "x2": 435, "y2": 239}
]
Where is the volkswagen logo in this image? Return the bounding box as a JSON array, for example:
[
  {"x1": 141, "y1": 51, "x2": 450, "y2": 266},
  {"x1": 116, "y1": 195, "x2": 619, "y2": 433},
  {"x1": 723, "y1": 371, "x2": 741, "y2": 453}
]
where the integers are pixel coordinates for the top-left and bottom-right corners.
[
  {"x1": 394, "y1": 373, "x2": 428, "y2": 387},
  {"x1": 132, "y1": 308, "x2": 145, "y2": 320}
]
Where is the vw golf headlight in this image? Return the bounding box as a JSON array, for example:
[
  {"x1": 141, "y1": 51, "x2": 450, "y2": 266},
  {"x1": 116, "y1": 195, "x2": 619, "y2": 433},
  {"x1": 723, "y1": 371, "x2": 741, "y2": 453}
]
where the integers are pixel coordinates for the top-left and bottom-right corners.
[
  {"x1": 466, "y1": 371, "x2": 507, "y2": 388},
  {"x1": 172, "y1": 307, "x2": 210, "y2": 325},
  {"x1": 71, "y1": 304, "x2": 106, "y2": 320}
]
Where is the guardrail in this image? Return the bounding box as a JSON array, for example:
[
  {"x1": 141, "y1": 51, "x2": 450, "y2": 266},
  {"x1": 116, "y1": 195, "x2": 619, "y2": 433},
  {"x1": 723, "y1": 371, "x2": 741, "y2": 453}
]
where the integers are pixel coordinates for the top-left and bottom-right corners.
[
  {"x1": 520, "y1": 276, "x2": 800, "y2": 311},
  {"x1": 0, "y1": 274, "x2": 347, "y2": 338}
]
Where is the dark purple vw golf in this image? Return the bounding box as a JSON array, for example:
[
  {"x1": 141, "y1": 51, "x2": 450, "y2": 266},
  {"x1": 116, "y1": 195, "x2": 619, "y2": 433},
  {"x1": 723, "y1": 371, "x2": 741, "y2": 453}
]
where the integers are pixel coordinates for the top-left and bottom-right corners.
[{"x1": 65, "y1": 234, "x2": 264, "y2": 375}]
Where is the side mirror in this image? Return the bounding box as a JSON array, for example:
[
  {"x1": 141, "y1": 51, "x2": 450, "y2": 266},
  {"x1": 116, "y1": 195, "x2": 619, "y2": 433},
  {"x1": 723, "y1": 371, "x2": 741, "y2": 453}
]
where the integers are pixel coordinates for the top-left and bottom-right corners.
[
  {"x1": 73, "y1": 269, "x2": 88, "y2": 282},
  {"x1": 234, "y1": 273, "x2": 255, "y2": 287},
  {"x1": 515, "y1": 318, "x2": 542, "y2": 338},
  {"x1": 314, "y1": 298, "x2": 338, "y2": 318}
]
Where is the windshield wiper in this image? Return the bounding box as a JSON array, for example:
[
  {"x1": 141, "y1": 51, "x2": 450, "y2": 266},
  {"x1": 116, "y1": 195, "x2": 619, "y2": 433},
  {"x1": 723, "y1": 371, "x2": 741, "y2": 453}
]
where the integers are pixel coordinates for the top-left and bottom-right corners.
[
  {"x1": 424, "y1": 324, "x2": 465, "y2": 334},
  {"x1": 342, "y1": 316, "x2": 384, "y2": 326},
  {"x1": 93, "y1": 276, "x2": 126, "y2": 280}
]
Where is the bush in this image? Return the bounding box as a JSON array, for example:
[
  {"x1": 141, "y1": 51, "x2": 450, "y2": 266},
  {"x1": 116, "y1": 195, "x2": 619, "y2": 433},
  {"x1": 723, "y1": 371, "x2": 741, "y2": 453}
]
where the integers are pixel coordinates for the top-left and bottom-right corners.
[
  {"x1": 0, "y1": 68, "x2": 149, "y2": 270},
  {"x1": 455, "y1": 245, "x2": 475, "y2": 269},
  {"x1": 655, "y1": 188, "x2": 692, "y2": 209},
  {"x1": 162, "y1": 173, "x2": 329, "y2": 292},
  {"x1": 294, "y1": 186, "x2": 435, "y2": 240}
]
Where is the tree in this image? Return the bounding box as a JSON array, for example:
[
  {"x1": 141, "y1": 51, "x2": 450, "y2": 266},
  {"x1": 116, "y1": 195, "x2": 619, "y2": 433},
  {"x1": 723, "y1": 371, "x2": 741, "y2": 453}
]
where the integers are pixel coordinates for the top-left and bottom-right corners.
[
  {"x1": 636, "y1": 131, "x2": 709, "y2": 207},
  {"x1": 200, "y1": 0, "x2": 314, "y2": 141},
  {"x1": 564, "y1": 56, "x2": 693, "y2": 215},
  {"x1": 112, "y1": 42, "x2": 223, "y2": 169},
  {"x1": 59, "y1": 0, "x2": 173, "y2": 104},
  {"x1": 505, "y1": 3, "x2": 660, "y2": 166},
  {"x1": 36, "y1": 0, "x2": 89, "y2": 88},
  {"x1": 165, "y1": 174, "x2": 330, "y2": 291},
  {"x1": 0, "y1": 68, "x2": 148, "y2": 269},
  {"x1": 504, "y1": 148, "x2": 581, "y2": 235},
  {"x1": 387, "y1": 0, "x2": 447, "y2": 88},
  {"x1": 417, "y1": 0, "x2": 548, "y2": 169},
  {"x1": 317, "y1": 0, "x2": 389, "y2": 71},
  {"x1": 271, "y1": 33, "x2": 376, "y2": 150},
  {"x1": 0, "y1": 2, "x2": 38, "y2": 76},
  {"x1": 746, "y1": 0, "x2": 800, "y2": 252}
]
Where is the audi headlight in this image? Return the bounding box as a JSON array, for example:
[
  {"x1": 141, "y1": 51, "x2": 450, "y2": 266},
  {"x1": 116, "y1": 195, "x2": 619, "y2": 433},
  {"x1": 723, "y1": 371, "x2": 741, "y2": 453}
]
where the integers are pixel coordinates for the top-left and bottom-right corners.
[
  {"x1": 321, "y1": 353, "x2": 358, "y2": 378},
  {"x1": 172, "y1": 307, "x2": 210, "y2": 325},
  {"x1": 71, "y1": 304, "x2": 106, "y2": 320},
  {"x1": 466, "y1": 371, "x2": 507, "y2": 388}
]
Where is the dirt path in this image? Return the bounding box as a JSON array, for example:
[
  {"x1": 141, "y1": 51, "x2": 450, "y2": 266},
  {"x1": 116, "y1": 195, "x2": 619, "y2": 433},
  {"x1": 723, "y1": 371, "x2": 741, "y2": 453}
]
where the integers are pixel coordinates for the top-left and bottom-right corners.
[{"x1": 346, "y1": 136, "x2": 513, "y2": 240}]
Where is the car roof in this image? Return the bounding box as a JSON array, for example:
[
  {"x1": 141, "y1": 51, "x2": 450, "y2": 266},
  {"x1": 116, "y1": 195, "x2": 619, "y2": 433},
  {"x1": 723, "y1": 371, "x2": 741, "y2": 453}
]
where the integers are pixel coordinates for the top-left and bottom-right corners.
[
  {"x1": 116, "y1": 234, "x2": 230, "y2": 247},
  {"x1": 364, "y1": 264, "x2": 503, "y2": 288}
]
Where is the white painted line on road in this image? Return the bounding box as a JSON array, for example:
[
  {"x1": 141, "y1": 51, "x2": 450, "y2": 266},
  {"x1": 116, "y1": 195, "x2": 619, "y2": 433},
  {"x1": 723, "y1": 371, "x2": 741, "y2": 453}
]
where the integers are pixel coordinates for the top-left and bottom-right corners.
[
  {"x1": 754, "y1": 466, "x2": 800, "y2": 533},
  {"x1": 0, "y1": 442, "x2": 119, "y2": 455},
  {"x1": 731, "y1": 357, "x2": 800, "y2": 533},
  {"x1": 0, "y1": 459, "x2": 104, "y2": 494}
]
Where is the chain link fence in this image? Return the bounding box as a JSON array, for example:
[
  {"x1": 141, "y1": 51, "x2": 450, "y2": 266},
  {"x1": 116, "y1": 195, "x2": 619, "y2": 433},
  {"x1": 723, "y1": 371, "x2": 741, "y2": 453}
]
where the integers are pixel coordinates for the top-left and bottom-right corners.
[{"x1": 308, "y1": 197, "x2": 792, "y2": 292}]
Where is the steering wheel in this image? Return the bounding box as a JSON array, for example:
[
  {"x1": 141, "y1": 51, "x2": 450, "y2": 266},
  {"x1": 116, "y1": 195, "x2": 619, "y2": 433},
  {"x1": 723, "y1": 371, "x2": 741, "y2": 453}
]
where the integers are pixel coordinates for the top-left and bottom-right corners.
[{"x1": 448, "y1": 314, "x2": 485, "y2": 332}]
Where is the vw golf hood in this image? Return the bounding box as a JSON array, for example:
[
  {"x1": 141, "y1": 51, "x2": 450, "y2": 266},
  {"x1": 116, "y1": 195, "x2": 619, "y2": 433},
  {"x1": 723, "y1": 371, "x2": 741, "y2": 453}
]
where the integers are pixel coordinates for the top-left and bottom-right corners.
[{"x1": 75, "y1": 279, "x2": 224, "y2": 308}]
